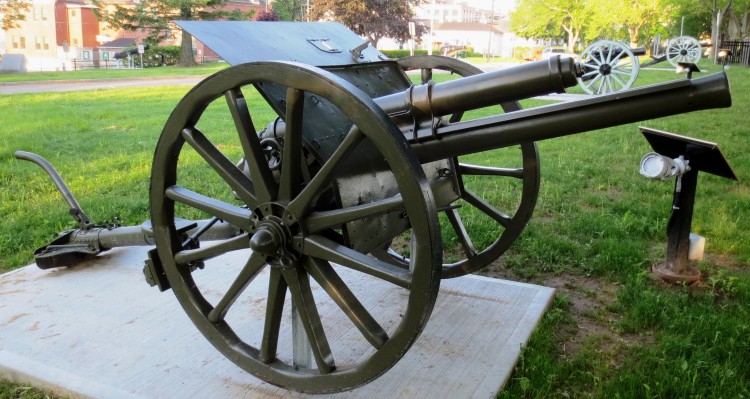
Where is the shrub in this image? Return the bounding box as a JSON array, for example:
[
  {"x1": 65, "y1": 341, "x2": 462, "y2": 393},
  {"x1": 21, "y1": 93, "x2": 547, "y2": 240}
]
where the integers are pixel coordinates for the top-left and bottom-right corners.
[
  {"x1": 379, "y1": 49, "x2": 429, "y2": 59},
  {"x1": 142, "y1": 46, "x2": 180, "y2": 67}
]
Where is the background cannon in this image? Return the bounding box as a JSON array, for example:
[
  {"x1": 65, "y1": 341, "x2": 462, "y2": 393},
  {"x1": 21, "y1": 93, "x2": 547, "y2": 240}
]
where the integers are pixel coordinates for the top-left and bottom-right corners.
[
  {"x1": 17, "y1": 21, "x2": 731, "y2": 393},
  {"x1": 113, "y1": 44, "x2": 149, "y2": 60},
  {"x1": 577, "y1": 36, "x2": 705, "y2": 95}
]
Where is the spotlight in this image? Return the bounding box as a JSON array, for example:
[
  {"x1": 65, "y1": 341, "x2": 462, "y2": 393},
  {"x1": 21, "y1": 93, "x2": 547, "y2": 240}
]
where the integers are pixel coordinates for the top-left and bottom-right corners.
[
  {"x1": 640, "y1": 152, "x2": 690, "y2": 180},
  {"x1": 717, "y1": 49, "x2": 732, "y2": 69}
]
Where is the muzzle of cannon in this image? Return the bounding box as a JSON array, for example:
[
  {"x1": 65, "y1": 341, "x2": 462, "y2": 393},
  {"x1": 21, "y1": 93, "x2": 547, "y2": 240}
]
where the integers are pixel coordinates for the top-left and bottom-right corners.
[
  {"x1": 17, "y1": 21, "x2": 732, "y2": 393},
  {"x1": 113, "y1": 44, "x2": 149, "y2": 60}
]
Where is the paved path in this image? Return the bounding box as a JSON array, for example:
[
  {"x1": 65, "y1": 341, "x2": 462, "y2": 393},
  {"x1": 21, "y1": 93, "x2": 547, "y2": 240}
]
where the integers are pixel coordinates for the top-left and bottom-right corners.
[{"x1": 0, "y1": 76, "x2": 205, "y2": 94}]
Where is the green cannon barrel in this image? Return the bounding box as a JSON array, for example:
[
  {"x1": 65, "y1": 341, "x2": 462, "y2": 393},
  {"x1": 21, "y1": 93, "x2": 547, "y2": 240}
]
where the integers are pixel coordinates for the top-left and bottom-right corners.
[
  {"x1": 405, "y1": 71, "x2": 731, "y2": 163},
  {"x1": 375, "y1": 56, "x2": 581, "y2": 117}
]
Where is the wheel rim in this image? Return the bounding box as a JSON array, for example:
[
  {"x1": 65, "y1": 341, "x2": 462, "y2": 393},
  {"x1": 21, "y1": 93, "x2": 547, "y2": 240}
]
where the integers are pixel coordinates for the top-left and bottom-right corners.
[
  {"x1": 578, "y1": 40, "x2": 640, "y2": 95},
  {"x1": 149, "y1": 61, "x2": 441, "y2": 393},
  {"x1": 383, "y1": 55, "x2": 540, "y2": 278},
  {"x1": 666, "y1": 36, "x2": 701, "y2": 67}
]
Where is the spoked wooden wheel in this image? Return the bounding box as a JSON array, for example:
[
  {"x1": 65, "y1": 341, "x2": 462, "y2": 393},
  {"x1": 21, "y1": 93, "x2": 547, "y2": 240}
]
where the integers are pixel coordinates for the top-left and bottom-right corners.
[
  {"x1": 666, "y1": 36, "x2": 701, "y2": 67},
  {"x1": 381, "y1": 55, "x2": 540, "y2": 278},
  {"x1": 578, "y1": 40, "x2": 640, "y2": 95},
  {"x1": 149, "y1": 62, "x2": 441, "y2": 393}
]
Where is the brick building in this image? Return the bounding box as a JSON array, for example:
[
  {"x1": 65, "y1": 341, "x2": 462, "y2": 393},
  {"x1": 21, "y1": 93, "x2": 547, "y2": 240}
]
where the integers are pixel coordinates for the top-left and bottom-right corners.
[{"x1": 2, "y1": 0, "x2": 265, "y2": 71}]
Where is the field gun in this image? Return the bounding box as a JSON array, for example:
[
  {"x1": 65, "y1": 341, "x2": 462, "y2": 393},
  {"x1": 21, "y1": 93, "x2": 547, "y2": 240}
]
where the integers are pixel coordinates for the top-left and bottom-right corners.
[{"x1": 16, "y1": 22, "x2": 731, "y2": 393}]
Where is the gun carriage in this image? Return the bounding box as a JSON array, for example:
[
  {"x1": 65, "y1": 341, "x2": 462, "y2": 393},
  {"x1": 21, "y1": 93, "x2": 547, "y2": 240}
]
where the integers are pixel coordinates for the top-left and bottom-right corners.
[{"x1": 16, "y1": 22, "x2": 731, "y2": 393}]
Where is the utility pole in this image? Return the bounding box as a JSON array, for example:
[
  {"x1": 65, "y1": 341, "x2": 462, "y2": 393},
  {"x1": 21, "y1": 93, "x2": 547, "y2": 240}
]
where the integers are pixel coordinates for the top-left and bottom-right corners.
[{"x1": 486, "y1": 0, "x2": 495, "y2": 60}]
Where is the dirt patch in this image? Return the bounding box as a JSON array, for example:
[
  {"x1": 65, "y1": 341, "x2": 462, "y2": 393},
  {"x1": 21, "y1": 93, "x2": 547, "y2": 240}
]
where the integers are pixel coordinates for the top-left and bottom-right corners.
[{"x1": 480, "y1": 265, "x2": 654, "y2": 363}]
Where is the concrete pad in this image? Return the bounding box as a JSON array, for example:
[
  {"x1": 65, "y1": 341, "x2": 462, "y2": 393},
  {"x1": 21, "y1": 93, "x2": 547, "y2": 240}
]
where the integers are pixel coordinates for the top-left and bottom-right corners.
[{"x1": 0, "y1": 246, "x2": 554, "y2": 398}]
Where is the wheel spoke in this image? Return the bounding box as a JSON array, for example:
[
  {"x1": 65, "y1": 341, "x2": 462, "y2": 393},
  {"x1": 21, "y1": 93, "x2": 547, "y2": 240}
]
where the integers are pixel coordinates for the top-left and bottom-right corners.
[
  {"x1": 610, "y1": 72, "x2": 627, "y2": 89},
  {"x1": 281, "y1": 265, "x2": 335, "y2": 374},
  {"x1": 605, "y1": 76, "x2": 614, "y2": 94},
  {"x1": 225, "y1": 88, "x2": 277, "y2": 203},
  {"x1": 259, "y1": 267, "x2": 287, "y2": 363},
  {"x1": 278, "y1": 88, "x2": 304, "y2": 201},
  {"x1": 610, "y1": 49, "x2": 626, "y2": 64},
  {"x1": 462, "y1": 188, "x2": 512, "y2": 227},
  {"x1": 181, "y1": 127, "x2": 257, "y2": 207},
  {"x1": 305, "y1": 256, "x2": 389, "y2": 349},
  {"x1": 459, "y1": 163, "x2": 524, "y2": 179},
  {"x1": 590, "y1": 52, "x2": 604, "y2": 66},
  {"x1": 303, "y1": 194, "x2": 403, "y2": 233},
  {"x1": 287, "y1": 127, "x2": 364, "y2": 217},
  {"x1": 611, "y1": 68, "x2": 633, "y2": 77},
  {"x1": 582, "y1": 69, "x2": 600, "y2": 79},
  {"x1": 174, "y1": 233, "x2": 250, "y2": 265},
  {"x1": 304, "y1": 235, "x2": 412, "y2": 289},
  {"x1": 604, "y1": 46, "x2": 614, "y2": 64},
  {"x1": 445, "y1": 207, "x2": 477, "y2": 258},
  {"x1": 208, "y1": 251, "x2": 266, "y2": 323},
  {"x1": 583, "y1": 73, "x2": 603, "y2": 93},
  {"x1": 596, "y1": 77, "x2": 606, "y2": 95},
  {"x1": 165, "y1": 185, "x2": 255, "y2": 231}
]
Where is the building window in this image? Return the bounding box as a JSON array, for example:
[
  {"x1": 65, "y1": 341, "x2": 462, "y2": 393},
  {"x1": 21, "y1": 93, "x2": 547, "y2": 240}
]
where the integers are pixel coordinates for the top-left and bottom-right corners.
[
  {"x1": 35, "y1": 37, "x2": 41, "y2": 50},
  {"x1": 71, "y1": 9, "x2": 77, "y2": 17},
  {"x1": 11, "y1": 36, "x2": 18, "y2": 49},
  {"x1": 41, "y1": 8, "x2": 48, "y2": 20},
  {"x1": 33, "y1": 7, "x2": 40, "y2": 20},
  {"x1": 19, "y1": 37, "x2": 26, "y2": 49},
  {"x1": 43, "y1": 37, "x2": 49, "y2": 50},
  {"x1": 73, "y1": 39, "x2": 78, "y2": 45},
  {"x1": 102, "y1": 52, "x2": 110, "y2": 61},
  {"x1": 83, "y1": 51, "x2": 90, "y2": 60}
]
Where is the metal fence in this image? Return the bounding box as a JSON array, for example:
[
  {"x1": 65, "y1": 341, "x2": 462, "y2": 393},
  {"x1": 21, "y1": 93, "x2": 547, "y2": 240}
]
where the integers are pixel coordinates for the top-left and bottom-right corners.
[
  {"x1": 719, "y1": 40, "x2": 750, "y2": 67},
  {"x1": 24, "y1": 59, "x2": 133, "y2": 73}
]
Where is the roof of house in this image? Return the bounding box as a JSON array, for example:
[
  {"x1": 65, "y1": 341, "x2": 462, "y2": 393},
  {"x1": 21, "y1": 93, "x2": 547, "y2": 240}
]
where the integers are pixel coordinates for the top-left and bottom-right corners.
[
  {"x1": 99, "y1": 38, "x2": 137, "y2": 49},
  {"x1": 435, "y1": 22, "x2": 503, "y2": 34}
]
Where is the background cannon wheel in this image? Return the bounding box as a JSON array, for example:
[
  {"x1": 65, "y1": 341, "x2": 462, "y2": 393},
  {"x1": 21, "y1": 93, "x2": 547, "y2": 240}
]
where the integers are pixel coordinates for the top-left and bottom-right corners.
[
  {"x1": 149, "y1": 61, "x2": 441, "y2": 393},
  {"x1": 382, "y1": 54, "x2": 540, "y2": 278},
  {"x1": 666, "y1": 36, "x2": 701, "y2": 67},
  {"x1": 577, "y1": 40, "x2": 640, "y2": 95}
]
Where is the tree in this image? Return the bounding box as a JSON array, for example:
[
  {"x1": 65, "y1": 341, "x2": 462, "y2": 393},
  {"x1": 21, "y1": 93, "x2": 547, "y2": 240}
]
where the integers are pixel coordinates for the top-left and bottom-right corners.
[
  {"x1": 726, "y1": 0, "x2": 750, "y2": 38},
  {"x1": 669, "y1": 0, "x2": 733, "y2": 56},
  {"x1": 273, "y1": 0, "x2": 307, "y2": 21},
  {"x1": 92, "y1": 0, "x2": 254, "y2": 67},
  {"x1": 588, "y1": 0, "x2": 675, "y2": 47},
  {"x1": 309, "y1": 0, "x2": 422, "y2": 48},
  {"x1": 511, "y1": 0, "x2": 593, "y2": 52},
  {"x1": 1, "y1": 0, "x2": 31, "y2": 31},
  {"x1": 254, "y1": 9, "x2": 280, "y2": 21}
]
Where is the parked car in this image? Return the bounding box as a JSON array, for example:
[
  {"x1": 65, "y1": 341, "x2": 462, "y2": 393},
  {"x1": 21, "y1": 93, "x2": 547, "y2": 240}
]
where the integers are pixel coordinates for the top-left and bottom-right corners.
[{"x1": 540, "y1": 47, "x2": 578, "y2": 60}]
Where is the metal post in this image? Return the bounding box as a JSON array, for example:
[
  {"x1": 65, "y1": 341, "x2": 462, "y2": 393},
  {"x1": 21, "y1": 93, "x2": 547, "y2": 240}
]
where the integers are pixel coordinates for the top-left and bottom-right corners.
[
  {"x1": 680, "y1": 16, "x2": 685, "y2": 36},
  {"x1": 486, "y1": 0, "x2": 495, "y2": 60},
  {"x1": 665, "y1": 170, "x2": 698, "y2": 274},
  {"x1": 428, "y1": 0, "x2": 434, "y2": 55}
]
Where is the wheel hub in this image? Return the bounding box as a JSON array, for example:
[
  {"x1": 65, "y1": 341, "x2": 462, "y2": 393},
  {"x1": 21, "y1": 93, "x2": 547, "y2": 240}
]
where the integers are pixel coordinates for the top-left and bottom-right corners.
[
  {"x1": 250, "y1": 204, "x2": 301, "y2": 269},
  {"x1": 599, "y1": 64, "x2": 612, "y2": 75}
]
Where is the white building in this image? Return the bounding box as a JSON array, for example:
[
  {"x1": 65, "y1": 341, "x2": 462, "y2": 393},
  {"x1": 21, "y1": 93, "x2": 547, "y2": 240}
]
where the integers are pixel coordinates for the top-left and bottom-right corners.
[{"x1": 404, "y1": 0, "x2": 529, "y2": 57}]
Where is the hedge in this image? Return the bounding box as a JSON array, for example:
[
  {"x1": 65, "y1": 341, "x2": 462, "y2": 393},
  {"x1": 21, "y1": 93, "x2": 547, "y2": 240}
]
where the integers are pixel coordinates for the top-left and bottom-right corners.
[
  {"x1": 378, "y1": 49, "x2": 484, "y2": 59},
  {"x1": 142, "y1": 45, "x2": 181, "y2": 67}
]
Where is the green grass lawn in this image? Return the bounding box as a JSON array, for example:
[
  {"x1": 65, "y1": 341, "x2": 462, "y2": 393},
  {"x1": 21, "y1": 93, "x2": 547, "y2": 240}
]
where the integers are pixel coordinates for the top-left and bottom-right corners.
[{"x1": 0, "y1": 61, "x2": 748, "y2": 398}]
